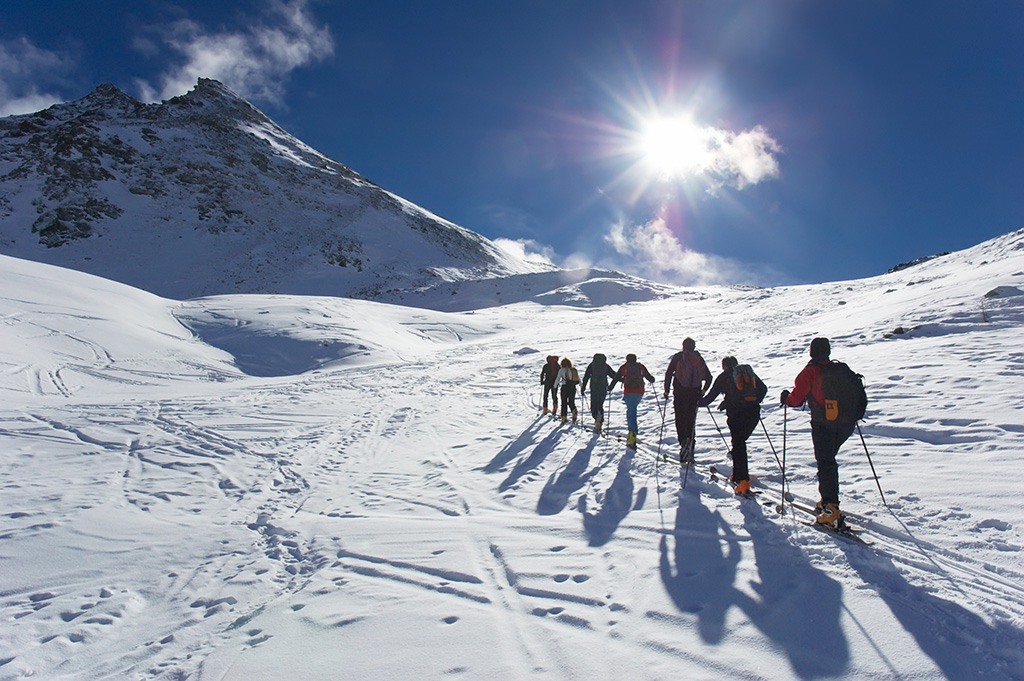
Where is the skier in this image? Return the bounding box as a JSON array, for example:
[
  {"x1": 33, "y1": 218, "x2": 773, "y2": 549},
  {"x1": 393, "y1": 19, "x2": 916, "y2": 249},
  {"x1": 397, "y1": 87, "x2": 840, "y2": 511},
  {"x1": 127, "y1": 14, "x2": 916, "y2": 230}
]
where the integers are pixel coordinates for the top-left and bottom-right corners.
[
  {"x1": 698, "y1": 356, "x2": 768, "y2": 494},
  {"x1": 554, "y1": 357, "x2": 580, "y2": 424},
  {"x1": 540, "y1": 355, "x2": 560, "y2": 415},
  {"x1": 780, "y1": 337, "x2": 864, "y2": 529},
  {"x1": 664, "y1": 338, "x2": 713, "y2": 463},
  {"x1": 581, "y1": 353, "x2": 618, "y2": 434},
  {"x1": 614, "y1": 353, "x2": 656, "y2": 447}
]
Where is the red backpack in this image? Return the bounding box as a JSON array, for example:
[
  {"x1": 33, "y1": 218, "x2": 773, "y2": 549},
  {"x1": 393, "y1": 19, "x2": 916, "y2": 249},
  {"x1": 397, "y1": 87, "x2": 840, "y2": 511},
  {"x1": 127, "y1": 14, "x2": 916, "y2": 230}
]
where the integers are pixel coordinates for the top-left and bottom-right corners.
[
  {"x1": 623, "y1": 363, "x2": 645, "y2": 390},
  {"x1": 673, "y1": 352, "x2": 704, "y2": 389}
]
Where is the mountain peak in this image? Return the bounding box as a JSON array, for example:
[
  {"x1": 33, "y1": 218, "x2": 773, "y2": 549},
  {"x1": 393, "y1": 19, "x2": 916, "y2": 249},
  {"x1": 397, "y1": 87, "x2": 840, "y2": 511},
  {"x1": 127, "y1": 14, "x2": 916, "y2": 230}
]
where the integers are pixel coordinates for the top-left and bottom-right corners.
[
  {"x1": 159, "y1": 78, "x2": 270, "y2": 127},
  {"x1": 0, "y1": 79, "x2": 553, "y2": 302},
  {"x1": 184, "y1": 78, "x2": 243, "y2": 103},
  {"x1": 70, "y1": 82, "x2": 142, "y2": 116}
]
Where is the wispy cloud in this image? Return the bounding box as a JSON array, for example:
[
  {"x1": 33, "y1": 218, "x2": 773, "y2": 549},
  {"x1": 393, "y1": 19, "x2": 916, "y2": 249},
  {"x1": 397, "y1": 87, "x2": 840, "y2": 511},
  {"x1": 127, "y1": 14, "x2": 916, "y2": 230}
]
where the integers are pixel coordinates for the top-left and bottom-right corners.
[
  {"x1": 0, "y1": 37, "x2": 71, "y2": 116},
  {"x1": 702, "y1": 124, "x2": 781, "y2": 190},
  {"x1": 136, "y1": 0, "x2": 333, "y2": 104},
  {"x1": 627, "y1": 115, "x2": 782, "y2": 194},
  {"x1": 596, "y1": 217, "x2": 785, "y2": 286},
  {"x1": 492, "y1": 238, "x2": 557, "y2": 267}
]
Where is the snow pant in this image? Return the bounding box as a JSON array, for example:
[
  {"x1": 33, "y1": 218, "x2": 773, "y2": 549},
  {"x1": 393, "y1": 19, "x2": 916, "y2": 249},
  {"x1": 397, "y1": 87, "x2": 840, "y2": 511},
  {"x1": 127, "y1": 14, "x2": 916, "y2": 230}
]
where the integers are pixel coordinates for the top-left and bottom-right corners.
[
  {"x1": 810, "y1": 420, "x2": 856, "y2": 506},
  {"x1": 672, "y1": 387, "x2": 701, "y2": 448},
  {"x1": 623, "y1": 393, "x2": 642, "y2": 434},
  {"x1": 726, "y1": 406, "x2": 760, "y2": 482},
  {"x1": 590, "y1": 388, "x2": 608, "y2": 423},
  {"x1": 543, "y1": 381, "x2": 558, "y2": 411},
  {"x1": 560, "y1": 384, "x2": 578, "y2": 420}
]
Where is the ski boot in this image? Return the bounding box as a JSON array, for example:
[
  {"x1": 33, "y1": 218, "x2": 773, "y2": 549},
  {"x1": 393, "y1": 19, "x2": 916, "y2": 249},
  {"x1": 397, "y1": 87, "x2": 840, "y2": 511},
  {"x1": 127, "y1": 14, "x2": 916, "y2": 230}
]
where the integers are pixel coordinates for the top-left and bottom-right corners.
[{"x1": 815, "y1": 502, "x2": 844, "y2": 529}]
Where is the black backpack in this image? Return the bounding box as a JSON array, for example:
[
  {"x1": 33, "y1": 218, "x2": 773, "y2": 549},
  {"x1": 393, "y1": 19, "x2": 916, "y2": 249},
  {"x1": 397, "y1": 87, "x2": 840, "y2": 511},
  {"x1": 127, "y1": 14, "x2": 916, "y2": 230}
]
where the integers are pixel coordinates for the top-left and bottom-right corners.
[
  {"x1": 729, "y1": 364, "x2": 762, "y2": 404},
  {"x1": 818, "y1": 361, "x2": 868, "y2": 424}
]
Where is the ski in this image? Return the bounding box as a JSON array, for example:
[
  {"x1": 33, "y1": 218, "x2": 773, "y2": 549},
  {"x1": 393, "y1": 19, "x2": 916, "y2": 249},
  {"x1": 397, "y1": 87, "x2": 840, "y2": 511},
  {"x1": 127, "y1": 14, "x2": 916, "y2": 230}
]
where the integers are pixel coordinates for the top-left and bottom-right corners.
[
  {"x1": 786, "y1": 499, "x2": 871, "y2": 529},
  {"x1": 709, "y1": 464, "x2": 761, "y2": 498},
  {"x1": 661, "y1": 454, "x2": 691, "y2": 467},
  {"x1": 800, "y1": 520, "x2": 873, "y2": 545},
  {"x1": 780, "y1": 499, "x2": 873, "y2": 544}
]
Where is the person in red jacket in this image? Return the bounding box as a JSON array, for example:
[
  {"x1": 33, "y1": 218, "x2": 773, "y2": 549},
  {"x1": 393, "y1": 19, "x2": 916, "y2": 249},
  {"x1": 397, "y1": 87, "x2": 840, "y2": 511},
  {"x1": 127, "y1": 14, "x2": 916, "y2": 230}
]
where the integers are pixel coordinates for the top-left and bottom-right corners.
[
  {"x1": 780, "y1": 337, "x2": 856, "y2": 528},
  {"x1": 664, "y1": 337, "x2": 713, "y2": 463},
  {"x1": 615, "y1": 353, "x2": 655, "y2": 447}
]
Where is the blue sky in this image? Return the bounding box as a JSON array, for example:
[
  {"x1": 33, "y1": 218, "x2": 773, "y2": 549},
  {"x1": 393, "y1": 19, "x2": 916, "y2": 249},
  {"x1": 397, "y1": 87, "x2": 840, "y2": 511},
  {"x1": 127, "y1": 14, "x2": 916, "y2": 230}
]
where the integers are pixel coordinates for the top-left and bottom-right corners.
[{"x1": 2, "y1": 1, "x2": 1022, "y2": 286}]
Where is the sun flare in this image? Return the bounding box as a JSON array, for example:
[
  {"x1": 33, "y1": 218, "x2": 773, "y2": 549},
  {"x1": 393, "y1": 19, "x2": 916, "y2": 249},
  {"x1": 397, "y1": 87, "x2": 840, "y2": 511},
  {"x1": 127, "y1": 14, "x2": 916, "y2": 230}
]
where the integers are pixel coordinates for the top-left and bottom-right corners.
[{"x1": 636, "y1": 115, "x2": 711, "y2": 179}]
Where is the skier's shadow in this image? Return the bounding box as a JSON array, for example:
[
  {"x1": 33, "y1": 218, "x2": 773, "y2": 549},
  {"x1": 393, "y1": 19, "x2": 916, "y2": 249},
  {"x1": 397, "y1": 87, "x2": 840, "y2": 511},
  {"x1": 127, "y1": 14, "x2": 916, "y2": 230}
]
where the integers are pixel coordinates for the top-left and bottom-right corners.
[
  {"x1": 735, "y1": 500, "x2": 850, "y2": 679},
  {"x1": 659, "y1": 481, "x2": 851, "y2": 678},
  {"x1": 579, "y1": 448, "x2": 637, "y2": 546},
  {"x1": 838, "y1": 536, "x2": 1024, "y2": 678},
  {"x1": 495, "y1": 423, "x2": 566, "y2": 492},
  {"x1": 481, "y1": 414, "x2": 549, "y2": 474},
  {"x1": 658, "y1": 479, "x2": 741, "y2": 645},
  {"x1": 536, "y1": 438, "x2": 602, "y2": 516}
]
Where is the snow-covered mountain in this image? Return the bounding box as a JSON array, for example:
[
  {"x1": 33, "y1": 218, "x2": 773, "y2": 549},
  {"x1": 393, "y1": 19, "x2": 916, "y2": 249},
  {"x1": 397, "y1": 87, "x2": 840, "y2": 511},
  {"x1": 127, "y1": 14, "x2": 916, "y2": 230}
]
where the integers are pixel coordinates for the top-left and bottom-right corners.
[
  {"x1": 0, "y1": 79, "x2": 624, "y2": 305},
  {"x1": 1, "y1": 229, "x2": 1022, "y2": 679}
]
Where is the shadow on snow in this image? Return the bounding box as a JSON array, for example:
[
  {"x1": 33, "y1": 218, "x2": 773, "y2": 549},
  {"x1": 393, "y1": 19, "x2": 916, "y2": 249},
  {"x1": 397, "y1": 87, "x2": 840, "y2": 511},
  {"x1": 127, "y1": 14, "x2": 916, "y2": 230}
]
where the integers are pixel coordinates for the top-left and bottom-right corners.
[
  {"x1": 660, "y1": 473, "x2": 851, "y2": 679},
  {"x1": 578, "y1": 449, "x2": 639, "y2": 546},
  {"x1": 839, "y1": 538, "x2": 1024, "y2": 677}
]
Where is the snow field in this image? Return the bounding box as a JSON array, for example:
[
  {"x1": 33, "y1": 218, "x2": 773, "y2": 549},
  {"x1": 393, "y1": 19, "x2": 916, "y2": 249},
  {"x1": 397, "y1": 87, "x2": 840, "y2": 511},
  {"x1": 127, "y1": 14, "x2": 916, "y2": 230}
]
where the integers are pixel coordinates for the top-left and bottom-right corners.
[{"x1": 2, "y1": 231, "x2": 1024, "y2": 679}]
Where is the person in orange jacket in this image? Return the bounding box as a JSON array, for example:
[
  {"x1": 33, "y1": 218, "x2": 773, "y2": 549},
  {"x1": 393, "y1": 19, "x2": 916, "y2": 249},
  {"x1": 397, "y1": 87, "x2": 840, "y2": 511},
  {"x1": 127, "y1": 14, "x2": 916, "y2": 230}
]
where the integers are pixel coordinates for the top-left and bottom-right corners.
[{"x1": 614, "y1": 353, "x2": 655, "y2": 447}]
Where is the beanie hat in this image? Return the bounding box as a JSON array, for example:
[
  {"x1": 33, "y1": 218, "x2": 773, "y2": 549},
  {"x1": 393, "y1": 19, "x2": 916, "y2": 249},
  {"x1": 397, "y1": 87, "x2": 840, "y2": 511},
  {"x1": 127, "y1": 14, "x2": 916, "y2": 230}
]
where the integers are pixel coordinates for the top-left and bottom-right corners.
[
  {"x1": 682, "y1": 338, "x2": 696, "y2": 352},
  {"x1": 810, "y1": 337, "x2": 831, "y2": 360}
]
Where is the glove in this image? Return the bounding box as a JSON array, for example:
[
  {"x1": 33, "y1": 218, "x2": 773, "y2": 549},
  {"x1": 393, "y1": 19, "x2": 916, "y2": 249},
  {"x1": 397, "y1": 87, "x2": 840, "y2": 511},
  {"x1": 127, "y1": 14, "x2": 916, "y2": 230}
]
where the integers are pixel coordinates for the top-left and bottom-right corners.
[
  {"x1": 780, "y1": 389, "x2": 790, "y2": 406},
  {"x1": 663, "y1": 392, "x2": 669, "y2": 401}
]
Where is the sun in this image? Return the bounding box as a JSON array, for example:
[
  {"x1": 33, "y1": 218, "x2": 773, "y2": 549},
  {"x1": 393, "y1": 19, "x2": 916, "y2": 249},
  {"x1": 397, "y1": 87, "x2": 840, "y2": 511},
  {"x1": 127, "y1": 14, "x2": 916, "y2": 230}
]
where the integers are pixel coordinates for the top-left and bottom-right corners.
[{"x1": 636, "y1": 114, "x2": 711, "y2": 180}]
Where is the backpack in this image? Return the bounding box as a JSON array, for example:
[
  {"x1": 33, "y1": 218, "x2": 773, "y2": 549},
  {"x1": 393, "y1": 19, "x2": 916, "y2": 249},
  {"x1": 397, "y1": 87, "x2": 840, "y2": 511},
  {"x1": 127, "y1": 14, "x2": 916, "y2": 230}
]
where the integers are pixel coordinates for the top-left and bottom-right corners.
[
  {"x1": 673, "y1": 352, "x2": 704, "y2": 389},
  {"x1": 569, "y1": 367, "x2": 580, "y2": 385},
  {"x1": 730, "y1": 364, "x2": 761, "y2": 404},
  {"x1": 817, "y1": 361, "x2": 868, "y2": 424},
  {"x1": 623, "y1": 363, "x2": 645, "y2": 390}
]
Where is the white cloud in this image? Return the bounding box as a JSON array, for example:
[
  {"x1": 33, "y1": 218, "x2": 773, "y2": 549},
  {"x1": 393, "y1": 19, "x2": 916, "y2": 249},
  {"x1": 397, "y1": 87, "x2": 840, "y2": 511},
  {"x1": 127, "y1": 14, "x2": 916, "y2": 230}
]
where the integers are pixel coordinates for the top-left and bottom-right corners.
[
  {"x1": 0, "y1": 37, "x2": 70, "y2": 116},
  {"x1": 137, "y1": 0, "x2": 333, "y2": 104},
  {"x1": 704, "y1": 124, "x2": 781, "y2": 189},
  {"x1": 492, "y1": 238, "x2": 557, "y2": 266},
  {"x1": 630, "y1": 114, "x2": 782, "y2": 193},
  {"x1": 597, "y1": 217, "x2": 783, "y2": 286}
]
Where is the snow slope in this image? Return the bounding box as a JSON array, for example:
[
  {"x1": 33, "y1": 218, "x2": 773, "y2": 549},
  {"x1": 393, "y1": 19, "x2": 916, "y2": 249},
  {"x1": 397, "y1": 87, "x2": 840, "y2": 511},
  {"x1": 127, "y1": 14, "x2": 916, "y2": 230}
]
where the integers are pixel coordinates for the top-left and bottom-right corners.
[{"x1": 2, "y1": 229, "x2": 1024, "y2": 680}]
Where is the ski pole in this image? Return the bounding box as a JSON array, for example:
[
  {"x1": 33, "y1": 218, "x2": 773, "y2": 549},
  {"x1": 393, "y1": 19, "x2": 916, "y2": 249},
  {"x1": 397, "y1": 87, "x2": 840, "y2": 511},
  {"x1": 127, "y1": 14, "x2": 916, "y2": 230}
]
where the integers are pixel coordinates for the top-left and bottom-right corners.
[
  {"x1": 705, "y1": 405, "x2": 730, "y2": 454},
  {"x1": 857, "y1": 423, "x2": 888, "y2": 506},
  {"x1": 654, "y1": 389, "x2": 667, "y2": 461},
  {"x1": 759, "y1": 417, "x2": 785, "y2": 475},
  {"x1": 779, "y1": 404, "x2": 788, "y2": 515},
  {"x1": 606, "y1": 389, "x2": 612, "y2": 432}
]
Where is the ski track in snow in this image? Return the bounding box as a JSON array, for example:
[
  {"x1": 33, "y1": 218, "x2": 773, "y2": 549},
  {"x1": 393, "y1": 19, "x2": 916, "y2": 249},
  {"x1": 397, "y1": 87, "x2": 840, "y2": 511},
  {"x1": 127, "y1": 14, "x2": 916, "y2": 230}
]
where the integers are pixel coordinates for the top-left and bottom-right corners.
[{"x1": 3, "y1": 233, "x2": 1024, "y2": 679}]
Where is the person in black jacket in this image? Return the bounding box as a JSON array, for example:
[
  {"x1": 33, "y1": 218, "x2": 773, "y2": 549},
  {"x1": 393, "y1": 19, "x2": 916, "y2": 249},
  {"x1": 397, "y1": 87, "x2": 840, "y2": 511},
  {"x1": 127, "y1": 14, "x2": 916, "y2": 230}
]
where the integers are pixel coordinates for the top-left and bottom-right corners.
[
  {"x1": 664, "y1": 337, "x2": 713, "y2": 462},
  {"x1": 581, "y1": 353, "x2": 618, "y2": 434},
  {"x1": 698, "y1": 356, "x2": 768, "y2": 495},
  {"x1": 540, "y1": 355, "x2": 560, "y2": 414}
]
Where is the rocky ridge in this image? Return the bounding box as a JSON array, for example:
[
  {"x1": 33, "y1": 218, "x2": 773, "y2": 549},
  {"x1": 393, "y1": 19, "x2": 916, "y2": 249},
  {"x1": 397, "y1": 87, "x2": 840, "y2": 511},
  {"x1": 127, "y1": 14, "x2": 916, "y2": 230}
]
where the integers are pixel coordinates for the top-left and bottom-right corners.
[{"x1": 0, "y1": 79, "x2": 555, "y2": 301}]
